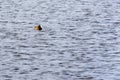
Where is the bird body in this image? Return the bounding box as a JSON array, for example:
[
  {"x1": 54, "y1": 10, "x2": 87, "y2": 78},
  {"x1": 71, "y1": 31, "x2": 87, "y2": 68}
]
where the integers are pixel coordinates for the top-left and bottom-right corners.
[{"x1": 34, "y1": 25, "x2": 42, "y2": 30}]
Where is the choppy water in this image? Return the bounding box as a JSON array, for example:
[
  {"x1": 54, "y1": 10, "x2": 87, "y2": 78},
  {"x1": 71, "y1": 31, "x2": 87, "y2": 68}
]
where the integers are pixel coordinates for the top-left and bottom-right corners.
[{"x1": 0, "y1": 0, "x2": 120, "y2": 80}]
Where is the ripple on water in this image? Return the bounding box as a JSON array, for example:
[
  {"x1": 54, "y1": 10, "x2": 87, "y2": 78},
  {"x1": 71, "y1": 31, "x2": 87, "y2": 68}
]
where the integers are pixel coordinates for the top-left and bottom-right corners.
[{"x1": 0, "y1": 0, "x2": 120, "y2": 80}]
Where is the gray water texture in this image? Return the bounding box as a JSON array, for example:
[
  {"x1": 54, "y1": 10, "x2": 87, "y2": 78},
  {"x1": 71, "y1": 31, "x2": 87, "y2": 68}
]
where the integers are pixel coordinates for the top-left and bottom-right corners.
[{"x1": 0, "y1": 0, "x2": 120, "y2": 80}]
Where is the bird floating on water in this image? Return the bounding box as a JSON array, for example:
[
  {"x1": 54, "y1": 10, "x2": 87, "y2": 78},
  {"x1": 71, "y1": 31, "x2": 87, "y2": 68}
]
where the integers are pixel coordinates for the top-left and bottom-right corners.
[{"x1": 34, "y1": 25, "x2": 42, "y2": 30}]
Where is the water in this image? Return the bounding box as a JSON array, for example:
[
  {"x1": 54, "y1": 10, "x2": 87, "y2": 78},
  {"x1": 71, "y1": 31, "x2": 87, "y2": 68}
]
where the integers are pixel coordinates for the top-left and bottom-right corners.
[{"x1": 0, "y1": 0, "x2": 120, "y2": 80}]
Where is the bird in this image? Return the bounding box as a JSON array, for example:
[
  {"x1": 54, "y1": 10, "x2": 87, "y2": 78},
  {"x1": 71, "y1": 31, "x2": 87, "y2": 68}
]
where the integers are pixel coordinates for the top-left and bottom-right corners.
[{"x1": 34, "y1": 25, "x2": 42, "y2": 30}]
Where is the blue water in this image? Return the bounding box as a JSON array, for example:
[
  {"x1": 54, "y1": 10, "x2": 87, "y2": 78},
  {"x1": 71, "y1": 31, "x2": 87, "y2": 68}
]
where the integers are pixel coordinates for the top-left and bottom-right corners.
[{"x1": 0, "y1": 0, "x2": 120, "y2": 80}]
